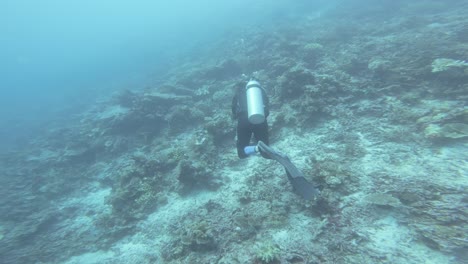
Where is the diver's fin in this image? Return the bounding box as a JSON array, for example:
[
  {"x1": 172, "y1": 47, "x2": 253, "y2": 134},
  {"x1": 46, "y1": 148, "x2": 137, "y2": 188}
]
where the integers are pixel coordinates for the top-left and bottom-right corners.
[
  {"x1": 289, "y1": 174, "x2": 319, "y2": 200},
  {"x1": 258, "y1": 141, "x2": 320, "y2": 200}
]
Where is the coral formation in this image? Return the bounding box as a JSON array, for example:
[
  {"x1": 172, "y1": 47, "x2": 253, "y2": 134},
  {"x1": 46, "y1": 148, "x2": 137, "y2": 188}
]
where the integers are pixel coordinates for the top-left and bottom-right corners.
[
  {"x1": 424, "y1": 123, "x2": 468, "y2": 139},
  {"x1": 176, "y1": 160, "x2": 222, "y2": 194},
  {"x1": 364, "y1": 193, "x2": 402, "y2": 207},
  {"x1": 253, "y1": 241, "x2": 280, "y2": 263},
  {"x1": 431, "y1": 58, "x2": 468, "y2": 73},
  {"x1": 179, "y1": 220, "x2": 216, "y2": 251}
]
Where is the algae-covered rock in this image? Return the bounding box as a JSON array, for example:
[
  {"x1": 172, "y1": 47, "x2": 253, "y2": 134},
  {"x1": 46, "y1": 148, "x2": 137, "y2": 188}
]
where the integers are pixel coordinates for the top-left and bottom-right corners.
[
  {"x1": 253, "y1": 241, "x2": 280, "y2": 263},
  {"x1": 368, "y1": 58, "x2": 392, "y2": 74},
  {"x1": 278, "y1": 64, "x2": 315, "y2": 99},
  {"x1": 417, "y1": 106, "x2": 468, "y2": 125},
  {"x1": 176, "y1": 160, "x2": 222, "y2": 194},
  {"x1": 180, "y1": 220, "x2": 216, "y2": 251},
  {"x1": 431, "y1": 58, "x2": 468, "y2": 73},
  {"x1": 106, "y1": 155, "x2": 170, "y2": 223},
  {"x1": 304, "y1": 42, "x2": 324, "y2": 52},
  {"x1": 390, "y1": 180, "x2": 468, "y2": 259},
  {"x1": 424, "y1": 123, "x2": 468, "y2": 139},
  {"x1": 204, "y1": 112, "x2": 233, "y2": 144},
  {"x1": 407, "y1": 190, "x2": 468, "y2": 255},
  {"x1": 365, "y1": 193, "x2": 402, "y2": 207},
  {"x1": 302, "y1": 42, "x2": 324, "y2": 62}
]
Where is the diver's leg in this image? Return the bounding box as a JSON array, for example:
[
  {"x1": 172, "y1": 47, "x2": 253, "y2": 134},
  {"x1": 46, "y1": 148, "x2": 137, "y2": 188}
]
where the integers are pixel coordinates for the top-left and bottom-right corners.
[
  {"x1": 253, "y1": 121, "x2": 271, "y2": 158},
  {"x1": 253, "y1": 121, "x2": 269, "y2": 145},
  {"x1": 236, "y1": 118, "x2": 252, "y2": 159}
]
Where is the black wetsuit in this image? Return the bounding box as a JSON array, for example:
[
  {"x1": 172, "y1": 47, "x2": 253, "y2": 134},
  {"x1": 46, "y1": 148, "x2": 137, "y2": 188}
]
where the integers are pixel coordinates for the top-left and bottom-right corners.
[{"x1": 231, "y1": 83, "x2": 270, "y2": 159}]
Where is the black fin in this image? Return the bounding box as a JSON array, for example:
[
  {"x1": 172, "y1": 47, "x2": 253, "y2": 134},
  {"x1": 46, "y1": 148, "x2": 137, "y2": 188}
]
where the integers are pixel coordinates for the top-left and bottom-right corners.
[{"x1": 289, "y1": 176, "x2": 320, "y2": 200}]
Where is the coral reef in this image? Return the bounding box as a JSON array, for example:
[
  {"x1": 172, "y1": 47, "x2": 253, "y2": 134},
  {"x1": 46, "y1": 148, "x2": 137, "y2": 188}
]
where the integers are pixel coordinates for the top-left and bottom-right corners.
[
  {"x1": 253, "y1": 241, "x2": 280, "y2": 263},
  {"x1": 431, "y1": 58, "x2": 468, "y2": 73},
  {"x1": 424, "y1": 123, "x2": 468, "y2": 139},
  {"x1": 364, "y1": 193, "x2": 402, "y2": 207},
  {"x1": 1, "y1": 1, "x2": 467, "y2": 264},
  {"x1": 176, "y1": 160, "x2": 222, "y2": 195},
  {"x1": 179, "y1": 220, "x2": 216, "y2": 251}
]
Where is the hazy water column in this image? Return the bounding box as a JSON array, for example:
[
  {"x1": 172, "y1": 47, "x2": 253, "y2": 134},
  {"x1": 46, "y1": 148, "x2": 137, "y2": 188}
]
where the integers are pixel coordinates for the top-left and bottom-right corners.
[{"x1": 0, "y1": 0, "x2": 308, "y2": 152}]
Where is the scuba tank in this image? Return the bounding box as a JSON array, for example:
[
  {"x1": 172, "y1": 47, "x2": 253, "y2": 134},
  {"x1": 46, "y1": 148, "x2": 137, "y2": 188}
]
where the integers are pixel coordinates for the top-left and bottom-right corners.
[{"x1": 245, "y1": 80, "x2": 265, "y2": 124}]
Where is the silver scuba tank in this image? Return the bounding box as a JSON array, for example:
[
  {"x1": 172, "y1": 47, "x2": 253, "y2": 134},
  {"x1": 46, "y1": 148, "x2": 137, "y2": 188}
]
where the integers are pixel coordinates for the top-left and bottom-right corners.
[{"x1": 245, "y1": 80, "x2": 265, "y2": 124}]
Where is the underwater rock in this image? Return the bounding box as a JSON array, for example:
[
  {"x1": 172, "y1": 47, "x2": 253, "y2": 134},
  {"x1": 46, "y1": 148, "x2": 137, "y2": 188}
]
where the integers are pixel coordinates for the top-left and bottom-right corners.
[
  {"x1": 392, "y1": 181, "x2": 468, "y2": 258},
  {"x1": 301, "y1": 42, "x2": 324, "y2": 64},
  {"x1": 364, "y1": 193, "x2": 402, "y2": 207},
  {"x1": 106, "y1": 155, "x2": 170, "y2": 224},
  {"x1": 204, "y1": 113, "x2": 233, "y2": 144},
  {"x1": 232, "y1": 212, "x2": 259, "y2": 240},
  {"x1": 176, "y1": 160, "x2": 222, "y2": 194},
  {"x1": 202, "y1": 59, "x2": 242, "y2": 80},
  {"x1": 253, "y1": 241, "x2": 280, "y2": 264},
  {"x1": 368, "y1": 57, "x2": 392, "y2": 77},
  {"x1": 410, "y1": 193, "x2": 468, "y2": 255},
  {"x1": 431, "y1": 58, "x2": 468, "y2": 73},
  {"x1": 157, "y1": 84, "x2": 194, "y2": 96},
  {"x1": 113, "y1": 89, "x2": 138, "y2": 108},
  {"x1": 417, "y1": 106, "x2": 468, "y2": 140},
  {"x1": 430, "y1": 58, "x2": 468, "y2": 81},
  {"x1": 93, "y1": 90, "x2": 194, "y2": 136},
  {"x1": 140, "y1": 91, "x2": 191, "y2": 116},
  {"x1": 165, "y1": 105, "x2": 204, "y2": 133},
  {"x1": 188, "y1": 130, "x2": 218, "y2": 165},
  {"x1": 417, "y1": 106, "x2": 468, "y2": 125},
  {"x1": 278, "y1": 64, "x2": 315, "y2": 99},
  {"x1": 179, "y1": 220, "x2": 217, "y2": 251},
  {"x1": 424, "y1": 123, "x2": 468, "y2": 139}
]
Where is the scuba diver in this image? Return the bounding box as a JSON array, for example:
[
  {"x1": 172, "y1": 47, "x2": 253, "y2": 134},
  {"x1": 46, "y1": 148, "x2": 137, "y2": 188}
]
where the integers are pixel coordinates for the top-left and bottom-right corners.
[
  {"x1": 231, "y1": 79, "x2": 270, "y2": 159},
  {"x1": 231, "y1": 79, "x2": 320, "y2": 200}
]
